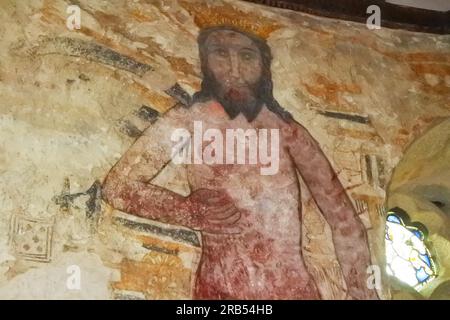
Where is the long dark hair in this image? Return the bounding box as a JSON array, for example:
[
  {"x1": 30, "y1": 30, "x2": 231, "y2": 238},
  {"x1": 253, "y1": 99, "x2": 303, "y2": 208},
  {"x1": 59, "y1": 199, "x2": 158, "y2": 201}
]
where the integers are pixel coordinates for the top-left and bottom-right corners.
[{"x1": 192, "y1": 26, "x2": 293, "y2": 123}]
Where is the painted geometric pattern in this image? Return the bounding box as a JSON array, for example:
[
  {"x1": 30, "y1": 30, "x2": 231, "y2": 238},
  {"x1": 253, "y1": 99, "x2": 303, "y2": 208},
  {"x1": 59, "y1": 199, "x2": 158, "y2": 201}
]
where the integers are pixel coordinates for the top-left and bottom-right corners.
[{"x1": 10, "y1": 215, "x2": 53, "y2": 263}]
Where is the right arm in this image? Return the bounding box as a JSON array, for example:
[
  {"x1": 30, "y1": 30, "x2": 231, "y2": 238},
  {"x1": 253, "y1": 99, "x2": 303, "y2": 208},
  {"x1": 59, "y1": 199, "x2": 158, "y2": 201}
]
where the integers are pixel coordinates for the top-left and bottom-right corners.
[{"x1": 102, "y1": 107, "x2": 241, "y2": 233}]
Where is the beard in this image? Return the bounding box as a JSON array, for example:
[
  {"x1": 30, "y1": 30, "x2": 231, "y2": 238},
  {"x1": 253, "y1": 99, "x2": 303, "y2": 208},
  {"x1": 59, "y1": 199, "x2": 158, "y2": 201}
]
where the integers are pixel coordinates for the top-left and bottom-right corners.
[{"x1": 205, "y1": 74, "x2": 264, "y2": 122}]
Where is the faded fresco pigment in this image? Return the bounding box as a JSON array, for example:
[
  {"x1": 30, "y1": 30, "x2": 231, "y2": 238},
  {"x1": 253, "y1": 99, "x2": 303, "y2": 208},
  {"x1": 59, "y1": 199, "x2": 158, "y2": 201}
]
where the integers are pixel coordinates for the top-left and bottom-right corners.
[
  {"x1": 0, "y1": 0, "x2": 449, "y2": 300},
  {"x1": 103, "y1": 27, "x2": 376, "y2": 299}
]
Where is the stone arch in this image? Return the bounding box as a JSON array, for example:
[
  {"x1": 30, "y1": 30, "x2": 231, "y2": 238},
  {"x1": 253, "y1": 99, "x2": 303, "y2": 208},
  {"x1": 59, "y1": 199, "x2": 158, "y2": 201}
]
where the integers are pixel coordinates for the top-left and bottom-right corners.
[{"x1": 385, "y1": 117, "x2": 450, "y2": 299}]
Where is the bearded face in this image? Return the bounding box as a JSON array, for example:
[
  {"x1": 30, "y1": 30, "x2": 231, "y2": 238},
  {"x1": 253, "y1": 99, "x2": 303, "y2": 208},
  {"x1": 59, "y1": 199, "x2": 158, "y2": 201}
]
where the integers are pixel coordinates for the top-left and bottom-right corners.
[{"x1": 201, "y1": 29, "x2": 266, "y2": 122}]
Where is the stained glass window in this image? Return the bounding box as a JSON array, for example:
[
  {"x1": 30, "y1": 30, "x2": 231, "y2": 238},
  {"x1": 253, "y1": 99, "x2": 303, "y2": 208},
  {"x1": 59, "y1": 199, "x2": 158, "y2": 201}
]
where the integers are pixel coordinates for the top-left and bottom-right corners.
[{"x1": 385, "y1": 210, "x2": 437, "y2": 291}]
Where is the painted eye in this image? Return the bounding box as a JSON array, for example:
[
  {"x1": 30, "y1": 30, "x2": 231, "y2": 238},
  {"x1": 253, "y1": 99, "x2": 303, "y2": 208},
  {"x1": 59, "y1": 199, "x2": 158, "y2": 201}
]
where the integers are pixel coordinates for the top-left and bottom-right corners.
[
  {"x1": 240, "y1": 51, "x2": 255, "y2": 61},
  {"x1": 214, "y1": 48, "x2": 228, "y2": 57}
]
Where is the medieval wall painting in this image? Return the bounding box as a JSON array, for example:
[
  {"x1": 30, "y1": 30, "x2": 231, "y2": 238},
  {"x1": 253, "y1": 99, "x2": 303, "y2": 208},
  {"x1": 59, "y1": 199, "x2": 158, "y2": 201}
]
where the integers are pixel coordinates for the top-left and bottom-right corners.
[{"x1": 0, "y1": 0, "x2": 449, "y2": 300}]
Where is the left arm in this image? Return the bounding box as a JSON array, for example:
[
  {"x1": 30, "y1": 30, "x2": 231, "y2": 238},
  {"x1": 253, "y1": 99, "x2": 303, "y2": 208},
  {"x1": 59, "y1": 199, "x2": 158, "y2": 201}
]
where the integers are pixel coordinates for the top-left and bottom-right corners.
[{"x1": 284, "y1": 121, "x2": 378, "y2": 300}]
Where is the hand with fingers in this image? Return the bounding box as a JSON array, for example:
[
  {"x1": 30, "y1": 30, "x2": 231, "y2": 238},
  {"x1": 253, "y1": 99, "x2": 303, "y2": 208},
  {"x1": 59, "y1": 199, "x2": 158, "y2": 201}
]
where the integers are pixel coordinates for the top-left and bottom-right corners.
[{"x1": 186, "y1": 188, "x2": 242, "y2": 234}]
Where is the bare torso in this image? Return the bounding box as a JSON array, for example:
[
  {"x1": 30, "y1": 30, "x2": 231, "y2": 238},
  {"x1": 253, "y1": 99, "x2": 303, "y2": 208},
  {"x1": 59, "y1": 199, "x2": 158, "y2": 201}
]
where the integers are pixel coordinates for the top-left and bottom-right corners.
[
  {"x1": 180, "y1": 101, "x2": 319, "y2": 299},
  {"x1": 102, "y1": 99, "x2": 377, "y2": 300}
]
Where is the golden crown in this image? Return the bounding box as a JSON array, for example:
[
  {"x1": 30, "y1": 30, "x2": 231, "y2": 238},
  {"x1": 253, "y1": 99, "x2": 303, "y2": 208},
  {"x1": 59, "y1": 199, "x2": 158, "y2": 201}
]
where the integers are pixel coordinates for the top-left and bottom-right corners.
[{"x1": 179, "y1": 1, "x2": 282, "y2": 40}]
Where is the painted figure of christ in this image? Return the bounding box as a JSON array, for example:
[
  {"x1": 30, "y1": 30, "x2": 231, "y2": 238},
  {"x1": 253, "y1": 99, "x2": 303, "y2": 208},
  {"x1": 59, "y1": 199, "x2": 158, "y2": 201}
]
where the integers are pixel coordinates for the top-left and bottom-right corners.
[{"x1": 103, "y1": 26, "x2": 378, "y2": 299}]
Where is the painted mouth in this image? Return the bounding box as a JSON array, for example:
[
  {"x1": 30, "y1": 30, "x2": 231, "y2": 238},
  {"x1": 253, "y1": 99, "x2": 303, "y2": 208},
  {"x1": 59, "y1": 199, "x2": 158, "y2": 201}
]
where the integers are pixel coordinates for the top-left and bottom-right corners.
[{"x1": 226, "y1": 87, "x2": 251, "y2": 102}]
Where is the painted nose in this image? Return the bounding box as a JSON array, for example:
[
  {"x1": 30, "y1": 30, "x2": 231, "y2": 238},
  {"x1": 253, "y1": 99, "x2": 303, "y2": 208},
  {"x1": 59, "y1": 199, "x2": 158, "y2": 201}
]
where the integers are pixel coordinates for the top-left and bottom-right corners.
[{"x1": 229, "y1": 52, "x2": 240, "y2": 80}]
